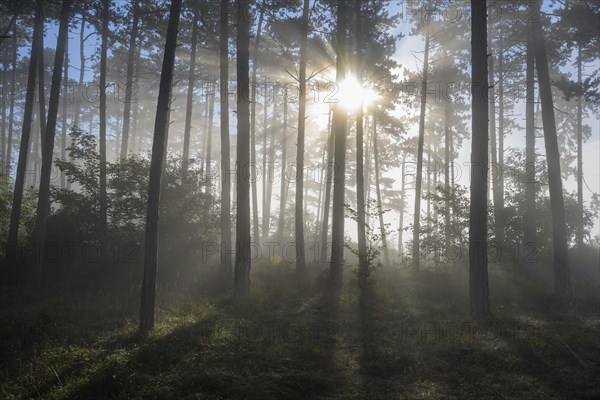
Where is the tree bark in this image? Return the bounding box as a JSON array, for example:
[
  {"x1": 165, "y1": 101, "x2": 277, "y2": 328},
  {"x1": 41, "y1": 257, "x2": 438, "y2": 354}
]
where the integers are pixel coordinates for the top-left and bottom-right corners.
[
  {"x1": 412, "y1": 19, "x2": 430, "y2": 271},
  {"x1": 181, "y1": 3, "x2": 199, "y2": 179},
  {"x1": 444, "y1": 101, "x2": 450, "y2": 248},
  {"x1": 497, "y1": 44, "x2": 505, "y2": 246},
  {"x1": 60, "y1": 36, "x2": 69, "y2": 189},
  {"x1": 5, "y1": 0, "x2": 44, "y2": 267},
  {"x1": 295, "y1": 0, "x2": 310, "y2": 276},
  {"x1": 373, "y1": 117, "x2": 390, "y2": 266},
  {"x1": 576, "y1": 43, "x2": 583, "y2": 248},
  {"x1": 320, "y1": 108, "x2": 333, "y2": 262},
  {"x1": 6, "y1": 33, "x2": 17, "y2": 171},
  {"x1": 523, "y1": 18, "x2": 536, "y2": 260},
  {"x1": 99, "y1": 0, "x2": 109, "y2": 243},
  {"x1": 277, "y1": 85, "x2": 288, "y2": 241},
  {"x1": 234, "y1": 0, "x2": 251, "y2": 303},
  {"x1": 532, "y1": 11, "x2": 571, "y2": 299},
  {"x1": 488, "y1": 53, "x2": 503, "y2": 247},
  {"x1": 469, "y1": 0, "x2": 491, "y2": 320},
  {"x1": 139, "y1": 0, "x2": 182, "y2": 333},
  {"x1": 120, "y1": 0, "x2": 140, "y2": 160},
  {"x1": 204, "y1": 92, "x2": 215, "y2": 194},
  {"x1": 250, "y1": 2, "x2": 265, "y2": 244},
  {"x1": 31, "y1": 0, "x2": 71, "y2": 287},
  {"x1": 329, "y1": 0, "x2": 348, "y2": 288},
  {"x1": 37, "y1": 0, "x2": 46, "y2": 147},
  {"x1": 220, "y1": 0, "x2": 232, "y2": 276}
]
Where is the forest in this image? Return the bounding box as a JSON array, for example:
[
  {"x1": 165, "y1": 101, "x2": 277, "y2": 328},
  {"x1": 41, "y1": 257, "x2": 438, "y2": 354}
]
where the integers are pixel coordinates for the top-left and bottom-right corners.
[{"x1": 0, "y1": 0, "x2": 599, "y2": 399}]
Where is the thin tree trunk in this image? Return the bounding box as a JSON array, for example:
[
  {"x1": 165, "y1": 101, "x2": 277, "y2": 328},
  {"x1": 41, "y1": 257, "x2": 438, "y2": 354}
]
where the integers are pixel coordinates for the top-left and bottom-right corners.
[
  {"x1": 139, "y1": 0, "x2": 182, "y2": 333},
  {"x1": 295, "y1": 0, "x2": 310, "y2": 276},
  {"x1": 120, "y1": 0, "x2": 140, "y2": 159},
  {"x1": 181, "y1": 3, "x2": 199, "y2": 179},
  {"x1": 497, "y1": 44, "x2": 505, "y2": 246},
  {"x1": 320, "y1": 108, "x2": 333, "y2": 262},
  {"x1": 489, "y1": 53, "x2": 502, "y2": 246},
  {"x1": 444, "y1": 101, "x2": 450, "y2": 247},
  {"x1": 219, "y1": 0, "x2": 232, "y2": 276},
  {"x1": 31, "y1": 0, "x2": 71, "y2": 287},
  {"x1": 234, "y1": 0, "x2": 251, "y2": 303},
  {"x1": 277, "y1": 85, "x2": 288, "y2": 240},
  {"x1": 329, "y1": 0, "x2": 348, "y2": 288},
  {"x1": 532, "y1": 11, "x2": 571, "y2": 299},
  {"x1": 250, "y1": 2, "x2": 265, "y2": 244},
  {"x1": 5, "y1": 0, "x2": 43, "y2": 266},
  {"x1": 261, "y1": 98, "x2": 271, "y2": 240},
  {"x1": 204, "y1": 93, "x2": 215, "y2": 194},
  {"x1": 398, "y1": 157, "x2": 406, "y2": 255},
  {"x1": 412, "y1": 20, "x2": 430, "y2": 271},
  {"x1": 74, "y1": 10, "x2": 85, "y2": 130},
  {"x1": 98, "y1": 0, "x2": 109, "y2": 243},
  {"x1": 373, "y1": 117, "x2": 390, "y2": 266},
  {"x1": 37, "y1": 0, "x2": 46, "y2": 146},
  {"x1": 576, "y1": 43, "x2": 583, "y2": 248},
  {"x1": 354, "y1": 0, "x2": 368, "y2": 285},
  {"x1": 469, "y1": 0, "x2": 491, "y2": 320},
  {"x1": 523, "y1": 17, "x2": 536, "y2": 258},
  {"x1": 6, "y1": 33, "x2": 17, "y2": 171},
  {"x1": 60, "y1": 36, "x2": 68, "y2": 189}
]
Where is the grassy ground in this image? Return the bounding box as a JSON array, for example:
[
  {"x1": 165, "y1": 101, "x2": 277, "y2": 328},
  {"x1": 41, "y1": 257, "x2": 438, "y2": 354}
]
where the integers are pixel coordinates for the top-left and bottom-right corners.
[{"x1": 0, "y1": 262, "x2": 599, "y2": 400}]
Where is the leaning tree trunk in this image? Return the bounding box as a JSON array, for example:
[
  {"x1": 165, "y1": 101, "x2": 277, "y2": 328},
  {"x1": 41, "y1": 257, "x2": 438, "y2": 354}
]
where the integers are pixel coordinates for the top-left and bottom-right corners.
[
  {"x1": 523, "y1": 19, "x2": 536, "y2": 261},
  {"x1": 5, "y1": 0, "x2": 44, "y2": 268},
  {"x1": 469, "y1": 0, "x2": 491, "y2": 321},
  {"x1": 329, "y1": 0, "x2": 348, "y2": 288},
  {"x1": 294, "y1": 0, "x2": 310, "y2": 276},
  {"x1": 98, "y1": 0, "x2": 109, "y2": 244},
  {"x1": 219, "y1": 0, "x2": 232, "y2": 277},
  {"x1": 181, "y1": 2, "x2": 199, "y2": 179},
  {"x1": 31, "y1": 0, "x2": 71, "y2": 288},
  {"x1": 120, "y1": 0, "x2": 140, "y2": 160},
  {"x1": 412, "y1": 19, "x2": 430, "y2": 271},
  {"x1": 532, "y1": 11, "x2": 571, "y2": 299},
  {"x1": 139, "y1": 0, "x2": 182, "y2": 333},
  {"x1": 233, "y1": 0, "x2": 252, "y2": 303}
]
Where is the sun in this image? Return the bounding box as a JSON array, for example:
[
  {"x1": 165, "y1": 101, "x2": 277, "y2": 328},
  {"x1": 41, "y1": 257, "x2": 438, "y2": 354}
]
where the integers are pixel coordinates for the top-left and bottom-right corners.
[{"x1": 337, "y1": 76, "x2": 379, "y2": 112}]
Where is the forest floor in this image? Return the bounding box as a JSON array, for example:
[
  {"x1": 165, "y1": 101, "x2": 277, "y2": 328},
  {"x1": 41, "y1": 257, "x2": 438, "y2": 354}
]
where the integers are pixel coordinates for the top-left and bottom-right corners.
[{"x1": 0, "y1": 262, "x2": 599, "y2": 400}]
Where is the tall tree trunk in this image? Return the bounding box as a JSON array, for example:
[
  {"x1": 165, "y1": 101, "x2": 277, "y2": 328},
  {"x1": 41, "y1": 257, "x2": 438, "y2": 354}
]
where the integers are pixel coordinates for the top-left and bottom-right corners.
[
  {"x1": 6, "y1": 33, "x2": 17, "y2": 171},
  {"x1": 204, "y1": 92, "x2": 215, "y2": 194},
  {"x1": 60, "y1": 37, "x2": 68, "y2": 189},
  {"x1": 469, "y1": 0, "x2": 491, "y2": 320},
  {"x1": 412, "y1": 20, "x2": 430, "y2": 271},
  {"x1": 497, "y1": 44, "x2": 505, "y2": 246},
  {"x1": 489, "y1": 53, "x2": 502, "y2": 246},
  {"x1": 295, "y1": 0, "x2": 310, "y2": 276},
  {"x1": 234, "y1": 0, "x2": 251, "y2": 303},
  {"x1": 277, "y1": 85, "x2": 288, "y2": 240},
  {"x1": 354, "y1": 0, "x2": 368, "y2": 286},
  {"x1": 320, "y1": 107, "x2": 334, "y2": 262},
  {"x1": 523, "y1": 18, "x2": 536, "y2": 259},
  {"x1": 139, "y1": 0, "x2": 182, "y2": 333},
  {"x1": 120, "y1": 0, "x2": 140, "y2": 160},
  {"x1": 576, "y1": 43, "x2": 584, "y2": 248},
  {"x1": 31, "y1": 0, "x2": 71, "y2": 287},
  {"x1": 532, "y1": 12, "x2": 571, "y2": 299},
  {"x1": 444, "y1": 101, "x2": 450, "y2": 247},
  {"x1": 74, "y1": 10, "x2": 85, "y2": 130},
  {"x1": 329, "y1": 0, "x2": 348, "y2": 288},
  {"x1": 5, "y1": 0, "x2": 44, "y2": 267},
  {"x1": 398, "y1": 157, "x2": 406, "y2": 256},
  {"x1": 250, "y1": 2, "x2": 265, "y2": 244},
  {"x1": 219, "y1": 0, "x2": 232, "y2": 276},
  {"x1": 261, "y1": 98, "x2": 272, "y2": 241},
  {"x1": 37, "y1": 0, "x2": 46, "y2": 146},
  {"x1": 181, "y1": 3, "x2": 199, "y2": 179},
  {"x1": 373, "y1": 117, "x2": 390, "y2": 266},
  {"x1": 1, "y1": 62, "x2": 6, "y2": 169},
  {"x1": 98, "y1": 0, "x2": 109, "y2": 244}
]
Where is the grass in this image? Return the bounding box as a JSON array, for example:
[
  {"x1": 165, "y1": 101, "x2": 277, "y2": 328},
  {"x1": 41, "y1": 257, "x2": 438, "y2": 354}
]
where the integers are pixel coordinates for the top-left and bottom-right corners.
[{"x1": 0, "y1": 262, "x2": 599, "y2": 400}]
